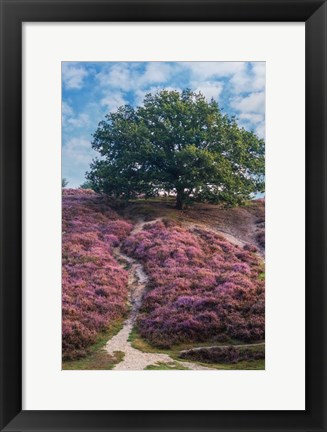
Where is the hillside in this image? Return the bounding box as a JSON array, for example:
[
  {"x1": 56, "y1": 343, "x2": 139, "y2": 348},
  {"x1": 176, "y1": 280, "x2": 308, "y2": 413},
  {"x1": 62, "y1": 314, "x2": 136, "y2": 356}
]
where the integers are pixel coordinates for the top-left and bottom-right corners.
[
  {"x1": 121, "y1": 197, "x2": 265, "y2": 256},
  {"x1": 62, "y1": 189, "x2": 265, "y2": 370}
]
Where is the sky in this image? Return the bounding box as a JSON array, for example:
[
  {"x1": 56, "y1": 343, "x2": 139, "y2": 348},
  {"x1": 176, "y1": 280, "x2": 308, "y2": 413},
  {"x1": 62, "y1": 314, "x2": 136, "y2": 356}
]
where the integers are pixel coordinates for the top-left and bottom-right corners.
[{"x1": 62, "y1": 61, "x2": 265, "y2": 187}]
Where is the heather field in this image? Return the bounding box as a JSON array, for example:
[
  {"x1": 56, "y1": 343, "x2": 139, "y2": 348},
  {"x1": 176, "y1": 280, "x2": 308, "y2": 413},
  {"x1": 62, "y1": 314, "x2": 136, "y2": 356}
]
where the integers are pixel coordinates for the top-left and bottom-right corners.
[
  {"x1": 62, "y1": 189, "x2": 265, "y2": 370},
  {"x1": 123, "y1": 220, "x2": 264, "y2": 348},
  {"x1": 62, "y1": 189, "x2": 133, "y2": 360}
]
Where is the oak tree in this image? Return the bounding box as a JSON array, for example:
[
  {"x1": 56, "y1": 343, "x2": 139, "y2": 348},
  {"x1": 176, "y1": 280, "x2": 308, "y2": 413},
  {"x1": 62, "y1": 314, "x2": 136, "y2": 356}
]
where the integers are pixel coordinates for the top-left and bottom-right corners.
[{"x1": 87, "y1": 89, "x2": 264, "y2": 209}]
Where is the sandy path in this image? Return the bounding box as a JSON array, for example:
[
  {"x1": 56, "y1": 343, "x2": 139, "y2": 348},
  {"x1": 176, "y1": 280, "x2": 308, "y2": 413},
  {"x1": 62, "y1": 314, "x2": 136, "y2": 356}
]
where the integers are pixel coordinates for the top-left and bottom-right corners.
[
  {"x1": 186, "y1": 222, "x2": 264, "y2": 260},
  {"x1": 186, "y1": 222, "x2": 245, "y2": 247},
  {"x1": 106, "y1": 219, "x2": 211, "y2": 370}
]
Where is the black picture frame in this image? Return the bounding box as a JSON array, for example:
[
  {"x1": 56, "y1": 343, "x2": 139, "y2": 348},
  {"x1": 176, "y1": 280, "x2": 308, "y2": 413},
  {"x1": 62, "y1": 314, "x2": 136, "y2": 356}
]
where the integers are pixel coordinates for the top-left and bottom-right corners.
[{"x1": 0, "y1": 0, "x2": 326, "y2": 431}]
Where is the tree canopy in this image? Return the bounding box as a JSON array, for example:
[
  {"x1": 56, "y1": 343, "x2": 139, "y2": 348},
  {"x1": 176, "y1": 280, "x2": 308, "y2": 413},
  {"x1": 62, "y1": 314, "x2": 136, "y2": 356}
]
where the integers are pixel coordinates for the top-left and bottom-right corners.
[{"x1": 86, "y1": 89, "x2": 264, "y2": 209}]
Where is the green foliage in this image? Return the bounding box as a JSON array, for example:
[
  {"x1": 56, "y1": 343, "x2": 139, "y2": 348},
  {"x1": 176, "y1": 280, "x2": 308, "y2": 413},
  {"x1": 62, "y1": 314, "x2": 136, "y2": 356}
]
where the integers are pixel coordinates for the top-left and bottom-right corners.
[
  {"x1": 80, "y1": 180, "x2": 94, "y2": 190},
  {"x1": 87, "y1": 89, "x2": 265, "y2": 209},
  {"x1": 62, "y1": 178, "x2": 69, "y2": 188}
]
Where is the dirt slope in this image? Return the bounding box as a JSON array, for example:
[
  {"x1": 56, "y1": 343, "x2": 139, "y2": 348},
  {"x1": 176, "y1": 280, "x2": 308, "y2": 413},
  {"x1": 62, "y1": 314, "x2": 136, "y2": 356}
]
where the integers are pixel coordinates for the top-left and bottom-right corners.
[{"x1": 119, "y1": 198, "x2": 265, "y2": 256}]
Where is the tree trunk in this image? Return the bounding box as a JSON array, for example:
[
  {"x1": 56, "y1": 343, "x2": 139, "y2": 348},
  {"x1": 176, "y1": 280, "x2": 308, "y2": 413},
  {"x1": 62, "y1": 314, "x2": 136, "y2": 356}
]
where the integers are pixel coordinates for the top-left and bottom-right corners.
[{"x1": 176, "y1": 189, "x2": 185, "y2": 210}]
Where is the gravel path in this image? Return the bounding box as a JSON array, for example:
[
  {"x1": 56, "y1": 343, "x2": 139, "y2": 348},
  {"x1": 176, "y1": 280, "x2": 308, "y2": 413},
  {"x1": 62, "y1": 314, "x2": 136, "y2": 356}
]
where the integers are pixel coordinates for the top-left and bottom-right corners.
[{"x1": 105, "y1": 220, "x2": 211, "y2": 370}]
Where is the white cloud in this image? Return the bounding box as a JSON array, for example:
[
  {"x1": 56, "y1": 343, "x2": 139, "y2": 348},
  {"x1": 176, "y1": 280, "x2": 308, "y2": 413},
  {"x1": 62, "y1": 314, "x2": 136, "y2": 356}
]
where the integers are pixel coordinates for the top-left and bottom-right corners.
[
  {"x1": 62, "y1": 101, "x2": 73, "y2": 117},
  {"x1": 62, "y1": 137, "x2": 98, "y2": 186},
  {"x1": 138, "y1": 62, "x2": 174, "y2": 86},
  {"x1": 255, "y1": 122, "x2": 265, "y2": 139},
  {"x1": 97, "y1": 63, "x2": 132, "y2": 91},
  {"x1": 96, "y1": 62, "x2": 175, "y2": 93},
  {"x1": 62, "y1": 101, "x2": 90, "y2": 128},
  {"x1": 100, "y1": 93, "x2": 127, "y2": 111},
  {"x1": 62, "y1": 63, "x2": 88, "y2": 89},
  {"x1": 184, "y1": 62, "x2": 245, "y2": 80},
  {"x1": 134, "y1": 88, "x2": 151, "y2": 106},
  {"x1": 238, "y1": 113, "x2": 264, "y2": 123},
  {"x1": 251, "y1": 63, "x2": 265, "y2": 89},
  {"x1": 238, "y1": 115, "x2": 265, "y2": 139},
  {"x1": 62, "y1": 101, "x2": 73, "y2": 126},
  {"x1": 66, "y1": 113, "x2": 89, "y2": 128},
  {"x1": 231, "y1": 91, "x2": 265, "y2": 138},
  {"x1": 183, "y1": 62, "x2": 265, "y2": 95},
  {"x1": 231, "y1": 91, "x2": 265, "y2": 114},
  {"x1": 230, "y1": 62, "x2": 265, "y2": 93},
  {"x1": 191, "y1": 80, "x2": 224, "y2": 101},
  {"x1": 62, "y1": 137, "x2": 93, "y2": 164}
]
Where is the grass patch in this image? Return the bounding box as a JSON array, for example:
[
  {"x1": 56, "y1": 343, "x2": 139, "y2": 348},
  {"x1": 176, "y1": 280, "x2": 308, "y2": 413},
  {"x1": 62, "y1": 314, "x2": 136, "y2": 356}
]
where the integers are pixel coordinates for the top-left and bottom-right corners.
[
  {"x1": 63, "y1": 350, "x2": 124, "y2": 370},
  {"x1": 194, "y1": 359, "x2": 265, "y2": 370},
  {"x1": 145, "y1": 361, "x2": 190, "y2": 370},
  {"x1": 129, "y1": 327, "x2": 265, "y2": 370},
  {"x1": 119, "y1": 200, "x2": 181, "y2": 223},
  {"x1": 128, "y1": 327, "x2": 213, "y2": 356},
  {"x1": 129, "y1": 327, "x2": 259, "y2": 354},
  {"x1": 63, "y1": 319, "x2": 124, "y2": 370}
]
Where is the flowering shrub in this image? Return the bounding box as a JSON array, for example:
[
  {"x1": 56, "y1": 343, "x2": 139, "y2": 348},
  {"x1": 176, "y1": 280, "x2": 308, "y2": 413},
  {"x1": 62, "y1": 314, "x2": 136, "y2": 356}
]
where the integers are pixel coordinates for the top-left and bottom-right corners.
[
  {"x1": 62, "y1": 189, "x2": 133, "y2": 360},
  {"x1": 123, "y1": 220, "x2": 264, "y2": 348},
  {"x1": 180, "y1": 345, "x2": 265, "y2": 364},
  {"x1": 243, "y1": 243, "x2": 258, "y2": 253}
]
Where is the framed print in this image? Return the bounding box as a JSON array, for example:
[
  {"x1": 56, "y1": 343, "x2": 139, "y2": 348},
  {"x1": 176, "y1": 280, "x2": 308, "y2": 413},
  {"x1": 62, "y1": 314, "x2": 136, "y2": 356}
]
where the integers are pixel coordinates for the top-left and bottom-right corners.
[{"x1": 0, "y1": 0, "x2": 326, "y2": 431}]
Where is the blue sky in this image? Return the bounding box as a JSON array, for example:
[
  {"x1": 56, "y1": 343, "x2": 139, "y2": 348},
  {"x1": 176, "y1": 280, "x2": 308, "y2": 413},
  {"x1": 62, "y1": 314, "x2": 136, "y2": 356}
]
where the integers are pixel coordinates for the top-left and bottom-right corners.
[{"x1": 62, "y1": 61, "x2": 265, "y2": 187}]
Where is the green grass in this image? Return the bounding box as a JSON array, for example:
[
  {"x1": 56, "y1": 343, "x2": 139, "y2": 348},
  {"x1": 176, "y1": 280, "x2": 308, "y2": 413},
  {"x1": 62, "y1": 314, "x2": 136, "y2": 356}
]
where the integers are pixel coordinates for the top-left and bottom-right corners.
[
  {"x1": 190, "y1": 359, "x2": 265, "y2": 370},
  {"x1": 145, "y1": 361, "x2": 190, "y2": 370},
  {"x1": 129, "y1": 327, "x2": 260, "y2": 353},
  {"x1": 62, "y1": 319, "x2": 125, "y2": 370},
  {"x1": 180, "y1": 344, "x2": 265, "y2": 370},
  {"x1": 119, "y1": 199, "x2": 182, "y2": 223},
  {"x1": 63, "y1": 350, "x2": 125, "y2": 370},
  {"x1": 129, "y1": 327, "x2": 265, "y2": 370},
  {"x1": 128, "y1": 327, "x2": 217, "y2": 356}
]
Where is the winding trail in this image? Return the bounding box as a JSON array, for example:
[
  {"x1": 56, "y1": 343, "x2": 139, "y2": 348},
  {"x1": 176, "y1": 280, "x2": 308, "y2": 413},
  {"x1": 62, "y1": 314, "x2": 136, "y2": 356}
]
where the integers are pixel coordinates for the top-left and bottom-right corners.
[{"x1": 105, "y1": 219, "x2": 211, "y2": 370}]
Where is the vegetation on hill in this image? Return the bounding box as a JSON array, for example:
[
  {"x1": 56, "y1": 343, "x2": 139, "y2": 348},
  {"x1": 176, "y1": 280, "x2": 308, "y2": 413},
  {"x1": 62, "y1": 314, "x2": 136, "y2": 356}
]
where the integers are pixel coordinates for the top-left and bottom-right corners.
[
  {"x1": 62, "y1": 189, "x2": 133, "y2": 360},
  {"x1": 122, "y1": 219, "x2": 264, "y2": 348},
  {"x1": 62, "y1": 189, "x2": 265, "y2": 368}
]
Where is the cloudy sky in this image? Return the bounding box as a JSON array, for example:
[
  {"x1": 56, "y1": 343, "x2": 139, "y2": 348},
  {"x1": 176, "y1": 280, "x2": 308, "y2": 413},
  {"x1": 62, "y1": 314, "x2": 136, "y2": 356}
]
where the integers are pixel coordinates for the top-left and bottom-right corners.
[{"x1": 62, "y1": 61, "x2": 265, "y2": 187}]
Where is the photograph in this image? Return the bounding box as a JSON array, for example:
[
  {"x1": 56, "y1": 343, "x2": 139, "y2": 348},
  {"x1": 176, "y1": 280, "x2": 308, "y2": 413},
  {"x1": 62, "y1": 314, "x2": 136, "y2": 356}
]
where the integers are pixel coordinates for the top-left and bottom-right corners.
[{"x1": 62, "y1": 61, "x2": 265, "y2": 371}]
